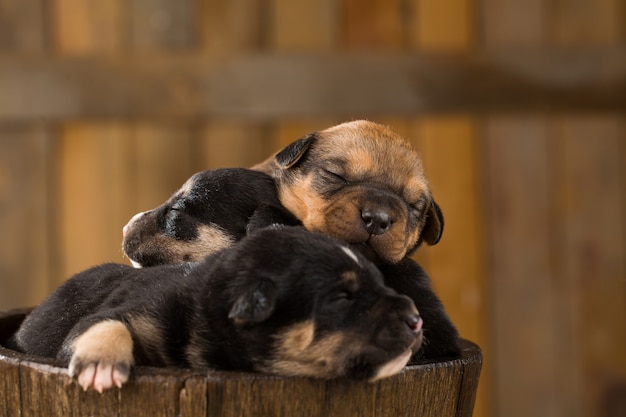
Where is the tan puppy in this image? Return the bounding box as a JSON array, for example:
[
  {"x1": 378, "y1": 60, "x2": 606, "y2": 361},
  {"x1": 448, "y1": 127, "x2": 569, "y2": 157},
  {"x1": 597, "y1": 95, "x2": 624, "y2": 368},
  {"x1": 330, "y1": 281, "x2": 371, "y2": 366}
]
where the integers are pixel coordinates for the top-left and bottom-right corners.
[{"x1": 253, "y1": 120, "x2": 443, "y2": 265}]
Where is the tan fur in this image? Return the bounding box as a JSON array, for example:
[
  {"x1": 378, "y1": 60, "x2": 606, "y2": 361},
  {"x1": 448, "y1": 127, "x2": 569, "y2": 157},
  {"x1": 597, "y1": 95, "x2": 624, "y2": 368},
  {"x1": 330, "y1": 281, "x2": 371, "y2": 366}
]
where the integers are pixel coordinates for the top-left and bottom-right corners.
[
  {"x1": 254, "y1": 120, "x2": 437, "y2": 264},
  {"x1": 340, "y1": 270, "x2": 359, "y2": 291},
  {"x1": 262, "y1": 320, "x2": 363, "y2": 379},
  {"x1": 68, "y1": 320, "x2": 135, "y2": 391},
  {"x1": 70, "y1": 320, "x2": 134, "y2": 365},
  {"x1": 146, "y1": 224, "x2": 235, "y2": 264},
  {"x1": 127, "y1": 315, "x2": 172, "y2": 366}
]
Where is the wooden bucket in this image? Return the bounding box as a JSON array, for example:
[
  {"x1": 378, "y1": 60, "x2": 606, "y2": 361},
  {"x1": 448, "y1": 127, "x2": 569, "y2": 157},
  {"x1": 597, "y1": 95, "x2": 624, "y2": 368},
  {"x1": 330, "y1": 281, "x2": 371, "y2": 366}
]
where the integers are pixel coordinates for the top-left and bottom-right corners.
[{"x1": 0, "y1": 308, "x2": 481, "y2": 417}]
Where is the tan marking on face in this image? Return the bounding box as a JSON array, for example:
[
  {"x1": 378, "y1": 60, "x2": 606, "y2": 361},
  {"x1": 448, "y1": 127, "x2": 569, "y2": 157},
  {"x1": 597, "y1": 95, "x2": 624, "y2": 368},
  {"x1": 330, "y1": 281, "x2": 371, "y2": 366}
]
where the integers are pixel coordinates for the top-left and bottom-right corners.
[
  {"x1": 142, "y1": 224, "x2": 235, "y2": 264},
  {"x1": 70, "y1": 320, "x2": 135, "y2": 369},
  {"x1": 278, "y1": 174, "x2": 328, "y2": 230},
  {"x1": 340, "y1": 270, "x2": 359, "y2": 292},
  {"x1": 262, "y1": 320, "x2": 361, "y2": 379}
]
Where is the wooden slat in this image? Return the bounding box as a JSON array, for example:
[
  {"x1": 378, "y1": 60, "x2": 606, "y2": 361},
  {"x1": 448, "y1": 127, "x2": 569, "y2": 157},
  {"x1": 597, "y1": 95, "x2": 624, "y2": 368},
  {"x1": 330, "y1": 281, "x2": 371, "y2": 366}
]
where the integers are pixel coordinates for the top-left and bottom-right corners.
[
  {"x1": 1, "y1": 50, "x2": 625, "y2": 121},
  {"x1": 197, "y1": 1, "x2": 267, "y2": 171},
  {"x1": 130, "y1": 0, "x2": 196, "y2": 50},
  {"x1": 194, "y1": 123, "x2": 269, "y2": 169},
  {"x1": 550, "y1": 4, "x2": 625, "y2": 417},
  {"x1": 481, "y1": 3, "x2": 556, "y2": 417},
  {"x1": 0, "y1": 128, "x2": 52, "y2": 309},
  {"x1": 56, "y1": 125, "x2": 134, "y2": 280},
  {"x1": 52, "y1": 0, "x2": 126, "y2": 54},
  {"x1": 0, "y1": 0, "x2": 47, "y2": 52},
  {"x1": 199, "y1": 0, "x2": 262, "y2": 52},
  {"x1": 485, "y1": 121, "x2": 559, "y2": 417},
  {"x1": 411, "y1": 0, "x2": 474, "y2": 50},
  {"x1": 132, "y1": 124, "x2": 195, "y2": 210},
  {"x1": 270, "y1": 1, "x2": 338, "y2": 182},
  {"x1": 341, "y1": 0, "x2": 405, "y2": 48},
  {"x1": 481, "y1": 0, "x2": 544, "y2": 46},
  {"x1": 269, "y1": 0, "x2": 336, "y2": 51},
  {"x1": 551, "y1": 0, "x2": 622, "y2": 45},
  {"x1": 553, "y1": 119, "x2": 626, "y2": 417}
]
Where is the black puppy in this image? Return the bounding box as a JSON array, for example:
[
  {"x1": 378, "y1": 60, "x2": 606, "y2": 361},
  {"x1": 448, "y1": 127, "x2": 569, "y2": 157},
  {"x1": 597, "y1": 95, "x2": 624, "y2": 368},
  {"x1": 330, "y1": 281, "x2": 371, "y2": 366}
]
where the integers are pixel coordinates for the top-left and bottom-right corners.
[
  {"x1": 14, "y1": 227, "x2": 423, "y2": 392},
  {"x1": 122, "y1": 168, "x2": 299, "y2": 267}
]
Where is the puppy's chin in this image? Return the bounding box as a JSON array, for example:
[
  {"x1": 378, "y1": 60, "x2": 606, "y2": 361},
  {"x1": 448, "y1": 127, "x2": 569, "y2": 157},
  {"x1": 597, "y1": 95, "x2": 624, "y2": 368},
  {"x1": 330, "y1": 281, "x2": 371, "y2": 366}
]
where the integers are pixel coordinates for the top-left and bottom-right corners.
[
  {"x1": 129, "y1": 259, "x2": 143, "y2": 269},
  {"x1": 368, "y1": 348, "x2": 413, "y2": 382},
  {"x1": 348, "y1": 242, "x2": 404, "y2": 266}
]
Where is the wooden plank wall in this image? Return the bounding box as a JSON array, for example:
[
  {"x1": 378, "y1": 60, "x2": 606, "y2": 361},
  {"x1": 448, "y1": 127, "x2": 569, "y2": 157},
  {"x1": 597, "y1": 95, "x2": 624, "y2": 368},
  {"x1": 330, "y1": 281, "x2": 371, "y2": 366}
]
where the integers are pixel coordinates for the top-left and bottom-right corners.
[{"x1": 1, "y1": 1, "x2": 625, "y2": 417}]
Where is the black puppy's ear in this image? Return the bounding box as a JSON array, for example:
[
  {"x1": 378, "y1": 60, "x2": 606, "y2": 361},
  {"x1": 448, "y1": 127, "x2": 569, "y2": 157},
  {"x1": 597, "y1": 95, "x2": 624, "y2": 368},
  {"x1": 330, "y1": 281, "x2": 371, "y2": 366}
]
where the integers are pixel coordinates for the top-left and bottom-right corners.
[
  {"x1": 229, "y1": 279, "x2": 277, "y2": 325},
  {"x1": 421, "y1": 200, "x2": 444, "y2": 245},
  {"x1": 247, "y1": 204, "x2": 302, "y2": 234},
  {"x1": 275, "y1": 133, "x2": 316, "y2": 169}
]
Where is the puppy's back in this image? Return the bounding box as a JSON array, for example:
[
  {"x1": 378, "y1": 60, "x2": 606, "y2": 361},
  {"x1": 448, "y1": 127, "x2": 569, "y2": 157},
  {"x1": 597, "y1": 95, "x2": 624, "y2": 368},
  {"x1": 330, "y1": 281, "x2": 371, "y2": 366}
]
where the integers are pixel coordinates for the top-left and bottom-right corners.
[{"x1": 14, "y1": 263, "x2": 136, "y2": 357}]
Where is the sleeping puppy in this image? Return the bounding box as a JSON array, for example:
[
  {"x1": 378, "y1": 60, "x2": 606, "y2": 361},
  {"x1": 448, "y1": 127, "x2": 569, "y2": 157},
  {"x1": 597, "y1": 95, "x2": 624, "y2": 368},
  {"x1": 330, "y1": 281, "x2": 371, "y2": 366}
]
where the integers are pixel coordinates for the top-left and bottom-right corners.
[
  {"x1": 252, "y1": 120, "x2": 443, "y2": 264},
  {"x1": 13, "y1": 227, "x2": 423, "y2": 392},
  {"x1": 122, "y1": 167, "x2": 299, "y2": 267},
  {"x1": 253, "y1": 120, "x2": 460, "y2": 359}
]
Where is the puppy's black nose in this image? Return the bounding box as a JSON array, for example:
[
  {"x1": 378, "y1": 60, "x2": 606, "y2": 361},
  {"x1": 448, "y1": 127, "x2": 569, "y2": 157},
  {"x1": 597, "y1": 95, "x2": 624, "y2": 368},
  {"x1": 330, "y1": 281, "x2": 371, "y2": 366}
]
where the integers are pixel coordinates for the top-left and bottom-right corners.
[{"x1": 362, "y1": 208, "x2": 392, "y2": 235}]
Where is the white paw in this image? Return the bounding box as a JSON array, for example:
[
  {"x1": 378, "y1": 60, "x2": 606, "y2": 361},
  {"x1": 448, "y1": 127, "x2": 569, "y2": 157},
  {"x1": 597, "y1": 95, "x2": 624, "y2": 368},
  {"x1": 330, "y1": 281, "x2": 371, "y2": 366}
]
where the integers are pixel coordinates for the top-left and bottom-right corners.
[{"x1": 67, "y1": 320, "x2": 135, "y2": 393}]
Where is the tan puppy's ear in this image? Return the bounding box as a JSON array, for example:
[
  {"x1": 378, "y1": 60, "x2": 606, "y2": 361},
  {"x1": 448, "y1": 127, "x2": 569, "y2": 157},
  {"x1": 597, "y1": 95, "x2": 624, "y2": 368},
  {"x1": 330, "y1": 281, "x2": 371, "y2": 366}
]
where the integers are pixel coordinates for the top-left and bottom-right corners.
[
  {"x1": 275, "y1": 133, "x2": 317, "y2": 169},
  {"x1": 421, "y1": 200, "x2": 444, "y2": 245}
]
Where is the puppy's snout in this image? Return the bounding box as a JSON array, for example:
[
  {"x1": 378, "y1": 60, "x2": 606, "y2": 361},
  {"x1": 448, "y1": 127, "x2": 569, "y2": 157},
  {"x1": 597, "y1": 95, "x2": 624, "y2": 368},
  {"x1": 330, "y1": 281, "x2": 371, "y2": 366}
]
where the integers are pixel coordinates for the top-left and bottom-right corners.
[
  {"x1": 405, "y1": 314, "x2": 423, "y2": 334},
  {"x1": 361, "y1": 208, "x2": 392, "y2": 235},
  {"x1": 123, "y1": 211, "x2": 146, "y2": 238}
]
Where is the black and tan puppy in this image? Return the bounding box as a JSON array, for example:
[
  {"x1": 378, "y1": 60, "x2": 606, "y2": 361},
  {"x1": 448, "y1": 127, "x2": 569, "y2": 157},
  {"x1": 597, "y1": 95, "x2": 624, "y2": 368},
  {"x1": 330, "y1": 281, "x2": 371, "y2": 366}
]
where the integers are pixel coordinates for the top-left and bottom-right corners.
[
  {"x1": 14, "y1": 227, "x2": 423, "y2": 392},
  {"x1": 253, "y1": 120, "x2": 443, "y2": 264},
  {"x1": 253, "y1": 120, "x2": 460, "y2": 359},
  {"x1": 122, "y1": 168, "x2": 299, "y2": 267}
]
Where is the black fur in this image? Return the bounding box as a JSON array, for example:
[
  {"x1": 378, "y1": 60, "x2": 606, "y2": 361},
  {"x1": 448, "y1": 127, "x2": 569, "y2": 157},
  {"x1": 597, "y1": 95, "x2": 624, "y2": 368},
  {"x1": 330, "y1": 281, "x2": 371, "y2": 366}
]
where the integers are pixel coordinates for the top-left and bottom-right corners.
[
  {"x1": 123, "y1": 168, "x2": 300, "y2": 267},
  {"x1": 14, "y1": 227, "x2": 423, "y2": 388}
]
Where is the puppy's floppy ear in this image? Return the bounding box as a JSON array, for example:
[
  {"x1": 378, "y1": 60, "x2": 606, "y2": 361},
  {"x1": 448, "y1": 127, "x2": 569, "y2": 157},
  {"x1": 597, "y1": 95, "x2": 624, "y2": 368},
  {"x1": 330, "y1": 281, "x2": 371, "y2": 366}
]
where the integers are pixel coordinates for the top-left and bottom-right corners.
[
  {"x1": 275, "y1": 133, "x2": 316, "y2": 169},
  {"x1": 229, "y1": 278, "x2": 277, "y2": 325},
  {"x1": 421, "y1": 200, "x2": 444, "y2": 245}
]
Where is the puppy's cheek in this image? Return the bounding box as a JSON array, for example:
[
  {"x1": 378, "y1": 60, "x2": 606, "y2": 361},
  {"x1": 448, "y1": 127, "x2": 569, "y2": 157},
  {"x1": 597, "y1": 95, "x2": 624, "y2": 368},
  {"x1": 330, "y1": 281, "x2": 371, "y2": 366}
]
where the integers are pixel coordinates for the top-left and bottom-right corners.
[
  {"x1": 312, "y1": 204, "x2": 369, "y2": 242},
  {"x1": 262, "y1": 322, "x2": 355, "y2": 379}
]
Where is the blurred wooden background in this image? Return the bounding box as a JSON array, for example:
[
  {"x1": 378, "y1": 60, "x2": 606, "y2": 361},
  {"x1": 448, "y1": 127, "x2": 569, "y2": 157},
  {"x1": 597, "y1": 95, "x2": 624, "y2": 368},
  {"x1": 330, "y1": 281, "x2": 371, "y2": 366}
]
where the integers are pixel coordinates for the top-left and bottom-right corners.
[{"x1": 1, "y1": 1, "x2": 625, "y2": 417}]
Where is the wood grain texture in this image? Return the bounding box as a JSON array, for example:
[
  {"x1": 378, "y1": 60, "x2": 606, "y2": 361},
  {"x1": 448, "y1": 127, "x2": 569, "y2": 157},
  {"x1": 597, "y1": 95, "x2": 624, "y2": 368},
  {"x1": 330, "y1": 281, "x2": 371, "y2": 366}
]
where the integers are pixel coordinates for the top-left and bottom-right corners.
[
  {"x1": 553, "y1": 119, "x2": 626, "y2": 417},
  {"x1": 199, "y1": 0, "x2": 263, "y2": 52},
  {"x1": 341, "y1": 0, "x2": 405, "y2": 49},
  {"x1": 550, "y1": 3, "x2": 626, "y2": 416},
  {"x1": 1, "y1": 50, "x2": 625, "y2": 121},
  {"x1": 0, "y1": 128, "x2": 53, "y2": 309},
  {"x1": 485, "y1": 120, "x2": 559, "y2": 417},
  {"x1": 0, "y1": 0, "x2": 47, "y2": 52},
  {"x1": 0, "y1": 307, "x2": 482, "y2": 417}
]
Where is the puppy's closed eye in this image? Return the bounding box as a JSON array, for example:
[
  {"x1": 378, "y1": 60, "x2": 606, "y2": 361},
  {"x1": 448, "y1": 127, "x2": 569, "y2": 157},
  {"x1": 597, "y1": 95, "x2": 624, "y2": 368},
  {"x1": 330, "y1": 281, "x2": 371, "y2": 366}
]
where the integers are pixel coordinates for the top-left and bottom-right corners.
[{"x1": 321, "y1": 169, "x2": 348, "y2": 185}]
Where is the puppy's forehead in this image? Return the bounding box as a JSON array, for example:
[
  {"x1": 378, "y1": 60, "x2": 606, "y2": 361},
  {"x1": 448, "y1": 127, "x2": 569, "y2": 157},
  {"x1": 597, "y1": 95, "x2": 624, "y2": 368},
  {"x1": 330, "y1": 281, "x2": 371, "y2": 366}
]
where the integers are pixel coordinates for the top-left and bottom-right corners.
[
  {"x1": 315, "y1": 122, "x2": 430, "y2": 193},
  {"x1": 177, "y1": 175, "x2": 198, "y2": 197}
]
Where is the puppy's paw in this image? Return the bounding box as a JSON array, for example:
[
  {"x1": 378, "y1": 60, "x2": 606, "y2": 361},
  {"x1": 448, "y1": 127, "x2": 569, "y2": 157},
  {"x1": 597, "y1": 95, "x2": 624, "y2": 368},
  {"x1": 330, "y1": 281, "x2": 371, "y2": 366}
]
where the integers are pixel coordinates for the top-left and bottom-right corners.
[{"x1": 67, "y1": 320, "x2": 135, "y2": 393}]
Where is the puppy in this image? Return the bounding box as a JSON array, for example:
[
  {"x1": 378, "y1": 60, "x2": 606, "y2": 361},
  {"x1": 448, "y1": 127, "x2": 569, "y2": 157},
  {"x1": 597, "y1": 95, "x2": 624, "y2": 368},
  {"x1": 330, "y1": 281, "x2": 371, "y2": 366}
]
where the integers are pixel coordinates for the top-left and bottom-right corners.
[
  {"x1": 13, "y1": 227, "x2": 423, "y2": 392},
  {"x1": 253, "y1": 120, "x2": 443, "y2": 265},
  {"x1": 122, "y1": 168, "x2": 299, "y2": 267},
  {"x1": 253, "y1": 120, "x2": 460, "y2": 359}
]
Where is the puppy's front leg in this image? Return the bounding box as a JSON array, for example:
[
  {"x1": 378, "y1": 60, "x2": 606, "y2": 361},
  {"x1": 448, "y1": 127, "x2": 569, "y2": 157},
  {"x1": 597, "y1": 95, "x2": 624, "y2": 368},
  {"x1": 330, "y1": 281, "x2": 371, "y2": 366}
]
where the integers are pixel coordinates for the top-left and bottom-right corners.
[{"x1": 65, "y1": 320, "x2": 135, "y2": 393}]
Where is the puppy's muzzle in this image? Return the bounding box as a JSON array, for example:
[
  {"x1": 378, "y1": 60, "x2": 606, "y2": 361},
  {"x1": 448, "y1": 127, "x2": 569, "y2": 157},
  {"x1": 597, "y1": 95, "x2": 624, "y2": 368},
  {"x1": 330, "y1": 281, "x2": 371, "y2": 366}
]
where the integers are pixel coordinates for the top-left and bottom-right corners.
[
  {"x1": 123, "y1": 211, "x2": 147, "y2": 238},
  {"x1": 361, "y1": 207, "x2": 393, "y2": 236}
]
